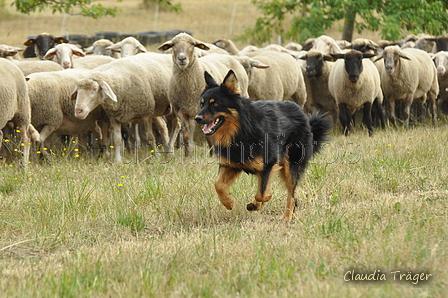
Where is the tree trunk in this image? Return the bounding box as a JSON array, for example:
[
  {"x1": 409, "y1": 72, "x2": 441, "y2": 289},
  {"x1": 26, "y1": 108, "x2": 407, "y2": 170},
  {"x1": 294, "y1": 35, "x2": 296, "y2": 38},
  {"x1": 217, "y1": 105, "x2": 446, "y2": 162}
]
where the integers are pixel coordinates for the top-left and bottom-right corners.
[{"x1": 342, "y1": 6, "x2": 356, "y2": 42}]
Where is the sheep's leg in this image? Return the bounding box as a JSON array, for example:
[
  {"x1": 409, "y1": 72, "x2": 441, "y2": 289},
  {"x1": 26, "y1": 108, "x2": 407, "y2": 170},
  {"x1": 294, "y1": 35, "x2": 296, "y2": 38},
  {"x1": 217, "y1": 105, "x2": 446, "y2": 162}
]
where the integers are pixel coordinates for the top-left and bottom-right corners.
[
  {"x1": 215, "y1": 166, "x2": 242, "y2": 210},
  {"x1": 427, "y1": 92, "x2": 438, "y2": 125},
  {"x1": 247, "y1": 164, "x2": 281, "y2": 212},
  {"x1": 403, "y1": 97, "x2": 413, "y2": 130},
  {"x1": 18, "y1": 124, "x2": 31, "y2": 166},
  {"x1": 388, "y1": 98, "x2": 397, "y2": 127},
  {"x1": 363, "y1": 102, "x2": 374, "y2": 137},
  {"x1": 185, "y1": 118, "x2": 196, "y2": 157},
  {"x1": 373, "y1": 98, "x2": 386, "y2": 129},
  {"x1": 338, "y1": 103, "x2": 351, "y2": 136},
  {"x1": 153, "y1": 116, "x2": 170, "y2": 152},
  {"x1": 134, "y1": 124, "x2": 141, "y2": 150},
  {"x1": 141, "y1": 116, "x2": 156, "y2": 152},
  {"x1": 110, "y1": 118, "x2": 123, "y2": 164},
  {"x1": 38, "y1": 125, "x2": 57, "y2": 158},
  {"x1": 167, "y1": 115, "x2": 182, "y2": 154}
]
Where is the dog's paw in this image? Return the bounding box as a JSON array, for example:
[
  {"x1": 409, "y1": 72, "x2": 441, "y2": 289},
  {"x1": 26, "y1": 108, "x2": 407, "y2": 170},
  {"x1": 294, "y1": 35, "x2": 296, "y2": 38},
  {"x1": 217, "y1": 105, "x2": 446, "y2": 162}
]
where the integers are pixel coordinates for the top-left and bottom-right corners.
[{"x1": 246, "y1": 202, "x2": 258, "y2": 211}]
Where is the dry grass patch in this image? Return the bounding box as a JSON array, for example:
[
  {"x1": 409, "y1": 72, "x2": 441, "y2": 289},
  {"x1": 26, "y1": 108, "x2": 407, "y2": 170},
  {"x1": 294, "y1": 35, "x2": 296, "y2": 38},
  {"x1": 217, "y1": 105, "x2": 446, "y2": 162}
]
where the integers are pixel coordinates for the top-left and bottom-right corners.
[{"x1": 0, "y1": 124, "x2": 447, "y2": 297}]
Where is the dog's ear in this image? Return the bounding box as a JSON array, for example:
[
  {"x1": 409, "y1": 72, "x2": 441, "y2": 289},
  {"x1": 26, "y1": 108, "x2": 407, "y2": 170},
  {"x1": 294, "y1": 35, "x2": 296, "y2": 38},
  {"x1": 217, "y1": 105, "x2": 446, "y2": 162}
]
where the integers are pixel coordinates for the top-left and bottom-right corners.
[
  {"x1": 222, "y1": 70, "x2": 240, "y2": 95},
  {"x1": 204, "y1": 71, "x2": 218, "y2": 88}
]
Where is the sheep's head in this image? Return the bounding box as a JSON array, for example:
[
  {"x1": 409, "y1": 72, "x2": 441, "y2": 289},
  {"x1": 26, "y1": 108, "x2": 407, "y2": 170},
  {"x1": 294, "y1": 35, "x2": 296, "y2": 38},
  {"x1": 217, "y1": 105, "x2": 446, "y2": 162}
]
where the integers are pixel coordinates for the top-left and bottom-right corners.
[
  {"x1": 330, "y1": 50, "x2": 375, "y2": 83},
  {"x1": 379, "y1": 46, "x2": 411, "y2": 75},
  {"x1": 347, "y1": 38, "x2": 380, "y2": 55},
  {"x1": 432, "y1": 51, "x2": 448, "y2": 76},
  {"x1": 300, "y1": 49, "x2": 334, "y2": 78},
  {"x1": 106, "y1": 37, "x2": 147, "y2": 58},
  {"x1": 23, "y1": 33, "x2": 69, "y2": 60},
  {"x1": 73, "y1": 78, "x2": 116, "y2": 119},
  {"x1": 44, "y1": 43, "x2": 85, "y2": 69},
  {"x1": 158, "y1": 33, "x2": 209, "y2": 69}
]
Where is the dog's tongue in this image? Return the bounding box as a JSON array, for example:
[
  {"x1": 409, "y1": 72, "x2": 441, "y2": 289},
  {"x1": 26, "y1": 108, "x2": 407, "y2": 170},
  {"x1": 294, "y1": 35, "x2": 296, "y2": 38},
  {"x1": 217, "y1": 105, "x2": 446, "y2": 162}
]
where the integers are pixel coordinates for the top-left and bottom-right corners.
[{"x1": 202, "y1": 121, "x2": 215, "y2": 134}]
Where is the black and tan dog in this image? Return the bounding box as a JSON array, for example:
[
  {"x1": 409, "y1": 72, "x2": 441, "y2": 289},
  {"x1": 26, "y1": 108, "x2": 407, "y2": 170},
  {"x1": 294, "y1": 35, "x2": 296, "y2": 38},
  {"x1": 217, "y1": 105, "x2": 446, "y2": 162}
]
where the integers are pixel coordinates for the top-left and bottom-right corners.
[{"x1": 195, "y1": 70, "x2": 332, "y2": 220}]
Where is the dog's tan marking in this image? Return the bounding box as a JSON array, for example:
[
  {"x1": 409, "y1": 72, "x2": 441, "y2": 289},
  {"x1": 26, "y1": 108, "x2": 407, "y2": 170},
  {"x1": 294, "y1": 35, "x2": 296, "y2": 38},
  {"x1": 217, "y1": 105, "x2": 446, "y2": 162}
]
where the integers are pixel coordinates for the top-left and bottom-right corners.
[
  {"x1": 215, "y1": 166, "x2": 241, "y2": 210},
  {"x1": 201, "y1": 98, "x2": 204, "y2": 104},
  {"x1": 219, "y1": 156, "x2": 264, "y2": 173},
  {"x1": 279, "y1": 155, "x2": 297, "y2": 220},
  {"x1": 224, "y1": 72, "x2": 241, "y2": 94},
  {"x1": 209, "y1": 98, "x2": 215, "y2": 104},
  {"x1": 210, "y1": 109, "x2": 241, "y2": 147}
]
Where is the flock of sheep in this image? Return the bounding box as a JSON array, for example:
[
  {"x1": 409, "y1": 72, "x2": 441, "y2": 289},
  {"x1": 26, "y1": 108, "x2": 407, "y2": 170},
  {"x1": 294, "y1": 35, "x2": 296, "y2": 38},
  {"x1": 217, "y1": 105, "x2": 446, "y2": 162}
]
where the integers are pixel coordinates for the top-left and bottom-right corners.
[{"x1": 0, "y1": 32, "x2": 447, "y2": 165}]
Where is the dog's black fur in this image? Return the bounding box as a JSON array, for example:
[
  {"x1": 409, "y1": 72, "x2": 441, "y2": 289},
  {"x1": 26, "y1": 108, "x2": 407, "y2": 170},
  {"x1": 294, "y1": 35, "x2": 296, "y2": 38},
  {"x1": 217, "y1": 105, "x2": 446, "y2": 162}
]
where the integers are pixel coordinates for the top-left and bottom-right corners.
[{"x1": 195, "y1": 70, "x2": 332, "y2": 219}]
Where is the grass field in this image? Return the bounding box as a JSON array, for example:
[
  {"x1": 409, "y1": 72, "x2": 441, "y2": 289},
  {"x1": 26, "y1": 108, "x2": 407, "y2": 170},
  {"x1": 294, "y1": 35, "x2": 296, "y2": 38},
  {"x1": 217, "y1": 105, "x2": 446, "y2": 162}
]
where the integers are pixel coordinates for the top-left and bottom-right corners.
[
  {"x1": 0, "y1": 123, "x2": 447, "y2": 297},
  {"x1": 0, "y1": 0, "x2": 446, "y2": 296}
]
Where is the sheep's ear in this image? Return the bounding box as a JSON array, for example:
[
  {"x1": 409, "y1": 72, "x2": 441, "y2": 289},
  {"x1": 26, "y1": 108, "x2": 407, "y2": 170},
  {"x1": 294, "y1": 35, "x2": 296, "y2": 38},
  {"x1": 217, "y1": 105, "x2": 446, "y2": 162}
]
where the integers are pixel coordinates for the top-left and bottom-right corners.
[
  {"x1": 204, "y1": 71, "x2": 218, "y2": 88},
  {"x1": 71, "y1": 90, "x2": 78, "y2": 101},
  {"x1": 330, "y1": 53, "x2": 344, "y2": 60},
  {"x1": 135, "y1": 44, "x2": 147, "y2": 54},
  {"x1": 250, "y1": 60, "x2": 270, "y2": 69},
  {"x1": 398, "y1": 52, "x2": 411, "y2": 60},
  {"x1": 70, "y1": 45, "x2": 85, "y2": 57},
  {"x1": 24, "y1": 38, "x2": 37, "y2": 46},
  {"x1": 325, "y1": 55, "x2": 339, "y2": 62},
  {"x1": 373, "y1": 53, "x2": 384, "y2": 63},
  {"x1": 362, "y1": 53, "x2": 376, "y2": 59},
  {"x1": 43, "y1": 48, "x2": 57, "y2": 59},
  {"x1": 158, "y1": 42, "x2": 173, "y2": 52},
  {"x1": 99, "y1": 81, "x2": 118, "y2": 102},
  {"x1": 222, "y1": 70, "x2": 240, "y2": 95},
  {"x1": 194, "y1": 41, "x2": 210, "y2": 51},
  {"x1": 54, "y1": 37, "x2": 69, "y2": 44},
  {"x1": 6, "y1": 50, "x2": 18, "y2": 57},
  {"x1": 106, "y1": 43, "x2": 121, "y2": 51}
]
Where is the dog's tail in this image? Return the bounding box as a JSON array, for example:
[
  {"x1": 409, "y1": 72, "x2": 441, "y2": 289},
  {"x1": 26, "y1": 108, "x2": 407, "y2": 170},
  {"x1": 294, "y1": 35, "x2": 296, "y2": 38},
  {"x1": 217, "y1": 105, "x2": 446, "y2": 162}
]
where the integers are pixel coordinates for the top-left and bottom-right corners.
[{"x1": 309, "y1": 111, "x2": 332, "y2": 155}]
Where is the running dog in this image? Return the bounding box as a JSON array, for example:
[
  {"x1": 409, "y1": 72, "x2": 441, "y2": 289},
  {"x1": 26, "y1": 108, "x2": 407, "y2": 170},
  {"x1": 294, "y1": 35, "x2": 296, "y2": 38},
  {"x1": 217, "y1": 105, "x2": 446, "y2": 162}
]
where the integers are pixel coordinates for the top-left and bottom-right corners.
[{"x1": 195, "y1": 70, "x2": 332, "y2": 220}]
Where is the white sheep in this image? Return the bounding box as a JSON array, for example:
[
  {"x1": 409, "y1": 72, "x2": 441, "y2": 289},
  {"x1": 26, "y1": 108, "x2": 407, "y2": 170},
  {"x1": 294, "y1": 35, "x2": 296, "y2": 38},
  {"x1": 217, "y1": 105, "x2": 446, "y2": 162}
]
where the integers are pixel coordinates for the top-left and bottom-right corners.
[
  {"x1": 105, "y1": 36, "x2": 147, "y2": 58},
  {"x1": 328, "y1": 50, "x2": 385, "y2": 136},
  {"x1": 213, "y1": 38, "x2": 301, "y2": 58},
  {"x1": 431, "y1": 51, "x2": 448, "y2": 116},
  {"x1": 235, "y1": 51, "x2": 307, "y2": 106},
  {"x1": 72, "y1": 53, "x2": 172, "y2": 164},
  {"x1": 0, "y1": 44, "x2": 23, "y2": 60},
  {"x1": 158, "y1": 33, "x2": 249, "y2": 157},
  {"x1": 12, "y1": 60, "x2": 64, "y2": 78},
  {"x1": 312, "y1": 35, "x2": 344, "y2": 55},
  {"x1": 85, "y1": 39, "x2": 121, "y2": 58},
  {"x1": 72, "y1": 55, "x2": 115, "y2": 69},
  {"x1": 25, "y1": 69, "x2": 107, "y2": 157},
  {"x1": 0, "y1": 59, "x2": 39, "y2": 165},
  {"x1": 299, "y1": 49, "x2": 338, "y2": 125},
  {"x1": 375, "y1": 46, "x2": 439, "y2": 128},
  {"x1": 43, "y1": 43, "x2": 85, "y2": 69}
]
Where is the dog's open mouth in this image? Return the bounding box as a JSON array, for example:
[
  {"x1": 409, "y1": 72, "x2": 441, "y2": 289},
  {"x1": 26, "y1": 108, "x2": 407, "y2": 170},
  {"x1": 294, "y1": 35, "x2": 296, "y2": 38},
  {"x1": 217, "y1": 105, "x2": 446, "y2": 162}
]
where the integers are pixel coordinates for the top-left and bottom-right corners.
[{"x1": 202, "y1": 116, "x2": 224, "y2": 135}]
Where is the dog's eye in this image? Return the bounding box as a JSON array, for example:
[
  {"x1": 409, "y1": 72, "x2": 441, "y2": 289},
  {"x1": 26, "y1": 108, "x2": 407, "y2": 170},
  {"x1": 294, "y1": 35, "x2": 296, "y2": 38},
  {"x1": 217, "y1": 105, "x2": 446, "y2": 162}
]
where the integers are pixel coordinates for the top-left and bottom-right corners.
[{"x1": 213, "y1": 103, "x2": 218, "y2": 107}]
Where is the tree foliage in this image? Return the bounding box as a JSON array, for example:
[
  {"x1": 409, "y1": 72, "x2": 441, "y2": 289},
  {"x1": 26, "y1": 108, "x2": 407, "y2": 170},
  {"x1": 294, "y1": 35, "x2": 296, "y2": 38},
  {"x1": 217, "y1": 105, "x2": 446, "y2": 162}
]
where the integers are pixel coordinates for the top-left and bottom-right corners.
[
  {"x1": 12, "y1": 0, "x2": 122, "y2": 19},
  {"x1": 11, "y1": 0, "x2": 181, "y2": 19},
  {"x1": 240, "y1": 0, "x2": 448, "y2": 44}
]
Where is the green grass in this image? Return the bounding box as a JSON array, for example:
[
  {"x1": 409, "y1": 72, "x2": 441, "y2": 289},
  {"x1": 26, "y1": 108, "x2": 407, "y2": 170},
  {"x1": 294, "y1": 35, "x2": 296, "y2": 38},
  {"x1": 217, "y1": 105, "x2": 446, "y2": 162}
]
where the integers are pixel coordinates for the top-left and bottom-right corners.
[{"x1": 0, "y1": 124, "x2": 447, "y2": 297}]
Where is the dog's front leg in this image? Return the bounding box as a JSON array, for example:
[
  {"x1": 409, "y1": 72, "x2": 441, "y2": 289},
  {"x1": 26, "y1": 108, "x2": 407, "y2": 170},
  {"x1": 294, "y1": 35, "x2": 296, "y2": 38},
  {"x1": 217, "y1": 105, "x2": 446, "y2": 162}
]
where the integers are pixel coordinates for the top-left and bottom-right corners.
[
  {"x1": 247, "y1": 164, "x2": 282, "y2": 211},
  {"x1": 215, "y1": 166, "x2": 242, "y2": 210}
]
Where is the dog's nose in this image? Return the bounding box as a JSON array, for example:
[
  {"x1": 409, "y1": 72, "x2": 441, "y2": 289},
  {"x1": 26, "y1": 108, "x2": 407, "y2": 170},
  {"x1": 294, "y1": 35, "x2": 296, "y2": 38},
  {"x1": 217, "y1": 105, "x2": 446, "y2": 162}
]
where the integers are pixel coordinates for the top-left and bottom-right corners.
[{"x1": 194, "y1": 115, "x2": 203, "y2": 123}]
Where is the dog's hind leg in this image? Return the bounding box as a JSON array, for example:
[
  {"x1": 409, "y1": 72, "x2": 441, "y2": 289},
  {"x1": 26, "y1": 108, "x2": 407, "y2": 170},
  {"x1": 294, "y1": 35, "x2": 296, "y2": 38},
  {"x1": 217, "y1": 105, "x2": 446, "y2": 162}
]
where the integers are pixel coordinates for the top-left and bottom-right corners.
[
  {"x1": 215, "y1": 166, "x2": 242, "y2": 210},
  {"x1": 280, "y1": 160, "x2": 301, "y2": 220},
  {"x1": 247, "y1": 164, "x2": 282, "y2": 212}
]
